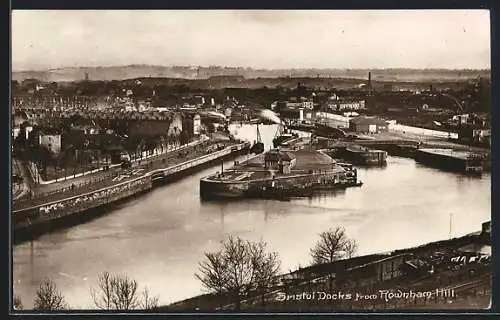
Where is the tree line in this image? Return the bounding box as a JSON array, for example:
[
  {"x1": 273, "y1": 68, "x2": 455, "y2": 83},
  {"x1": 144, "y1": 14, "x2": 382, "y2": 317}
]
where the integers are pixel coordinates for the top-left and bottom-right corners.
[{"x1": 13, "y1": 271, "x2": 159, "y2": 311}]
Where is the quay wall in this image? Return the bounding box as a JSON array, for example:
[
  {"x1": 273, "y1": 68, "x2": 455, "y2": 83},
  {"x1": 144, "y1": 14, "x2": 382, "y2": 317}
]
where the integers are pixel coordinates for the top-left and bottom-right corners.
[
  {"x1": 388, "y1": 123, "x2": 459, "y2": 139},
  {"x1": 13, "y1": 142, "x2": 250, "y2": 243},
  {"x1": 200, "y1": 170, "x2": 346, "y2": 200},
  {"x1": 12, "y1": 176, "x2": 153, "y2": 228},
  {"x1": 342, "y1": 148, "x2": 387, "y2": 166},
  {"x1": 151, "y1": 142, "x2": 250, "y2": 181},
  {"x1": 355, "y1": 143, "x2": 418, "y2": 158},
  {"x1": 414, "y1": 149, "x2": 472, "y2": 173}
]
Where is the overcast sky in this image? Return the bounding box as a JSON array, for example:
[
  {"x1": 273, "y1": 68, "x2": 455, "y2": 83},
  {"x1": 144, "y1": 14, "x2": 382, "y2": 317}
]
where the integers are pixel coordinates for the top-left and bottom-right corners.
[{"x1": 12, "y1": 10, "x2": 491, "y2": 71}]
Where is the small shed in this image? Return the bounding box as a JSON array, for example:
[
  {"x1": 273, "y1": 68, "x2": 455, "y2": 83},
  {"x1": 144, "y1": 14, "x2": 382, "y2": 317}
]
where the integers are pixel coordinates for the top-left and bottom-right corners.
[{"x1": 264, "y1": 149, "x2": 296, "y2": 174}]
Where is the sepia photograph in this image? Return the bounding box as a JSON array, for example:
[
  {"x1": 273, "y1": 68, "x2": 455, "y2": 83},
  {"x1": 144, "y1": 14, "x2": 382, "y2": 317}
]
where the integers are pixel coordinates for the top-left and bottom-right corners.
[{"x1": 10, "y1": 9, "x2": 491, "y2": 312}]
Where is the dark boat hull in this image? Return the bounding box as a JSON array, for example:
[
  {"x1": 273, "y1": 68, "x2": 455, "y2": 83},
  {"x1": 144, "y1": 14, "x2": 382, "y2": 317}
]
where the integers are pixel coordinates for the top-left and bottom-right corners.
[
  {"x1": 288, "y1": 124, "x2": 316, "y2": 132},
  {"x1": 244, "y1": 180, "x2": 362, "y2": 200},
  {"x1": 312, "y1": 181, "x2": 363, "y2": 190},
  {"x1": 244, "y1": 185, "x2": 314, "y2": 200},
  {"x1": 273, "y1": 134, "x2": 298, "y2": 148},
  {"x1": 313, "y1": 125, "x2": 346, "y2": 139},
  {"x1": 250, "y1": 142, "x2": 265, "y2": 154}
]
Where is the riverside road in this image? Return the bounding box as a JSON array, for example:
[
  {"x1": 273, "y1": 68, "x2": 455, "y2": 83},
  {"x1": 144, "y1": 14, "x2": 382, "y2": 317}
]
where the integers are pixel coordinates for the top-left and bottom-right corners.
[
  {"x1": 12, "y1": 124, "x2": 491, "y2": 309},
  {"x1": 13, "y1": 137, "x2": 226, "y2": 210}
]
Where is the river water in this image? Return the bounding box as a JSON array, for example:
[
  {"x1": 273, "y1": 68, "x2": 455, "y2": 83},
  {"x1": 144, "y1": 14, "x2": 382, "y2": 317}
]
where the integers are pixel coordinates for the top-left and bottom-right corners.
[{"x1": 12, "y1": 124, "x2": 491, "y2": 309}]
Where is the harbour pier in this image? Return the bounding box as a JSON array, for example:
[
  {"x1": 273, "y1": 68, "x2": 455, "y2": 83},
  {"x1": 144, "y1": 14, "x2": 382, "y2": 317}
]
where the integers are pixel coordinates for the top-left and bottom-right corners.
[
  {"x1": 313, "y1": 133, "x2": 488, "y2": 173},
  {"x1": 328, "y1": 144, "x2": 387, "y2": 166},
  {"x1": 200, "y1": 138, "x2": 362, "y2": 201},
  {"x1": 415, "y1": 149, "x2": 484, "y2": 174}
]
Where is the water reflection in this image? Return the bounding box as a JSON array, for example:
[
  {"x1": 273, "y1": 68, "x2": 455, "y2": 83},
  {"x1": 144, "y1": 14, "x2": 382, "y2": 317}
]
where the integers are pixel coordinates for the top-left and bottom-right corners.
[{"x1": 12, "y1": 124, "x2": 490, "y2": 309}]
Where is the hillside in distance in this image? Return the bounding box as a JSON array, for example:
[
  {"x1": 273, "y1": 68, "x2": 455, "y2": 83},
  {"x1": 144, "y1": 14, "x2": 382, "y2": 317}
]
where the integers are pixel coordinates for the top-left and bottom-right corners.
[{"x1": 12, "y1": 65, "x2": 490, "y2": 83}]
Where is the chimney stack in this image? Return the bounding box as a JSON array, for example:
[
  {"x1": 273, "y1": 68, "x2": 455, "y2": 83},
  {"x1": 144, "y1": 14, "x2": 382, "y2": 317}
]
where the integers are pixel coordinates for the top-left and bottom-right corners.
[{"x1": 368, "y1": 71, "x2": 372, "y2": 95}]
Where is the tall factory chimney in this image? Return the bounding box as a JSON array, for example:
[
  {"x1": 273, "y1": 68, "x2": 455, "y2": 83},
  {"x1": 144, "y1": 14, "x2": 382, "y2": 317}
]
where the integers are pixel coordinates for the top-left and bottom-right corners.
[{"x1": 368, "y1": 71, "x2": 372, "y2": 95}]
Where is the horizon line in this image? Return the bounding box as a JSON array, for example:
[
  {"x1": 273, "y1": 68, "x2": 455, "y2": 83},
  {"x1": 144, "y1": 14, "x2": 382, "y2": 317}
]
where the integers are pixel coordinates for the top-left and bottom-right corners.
[{"x1": 12, "y1": 64, "x2": 492, "y2": 73}]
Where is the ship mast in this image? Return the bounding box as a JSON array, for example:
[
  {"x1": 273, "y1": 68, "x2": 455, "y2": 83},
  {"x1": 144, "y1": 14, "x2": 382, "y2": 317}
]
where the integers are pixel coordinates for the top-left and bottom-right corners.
[
  {"x1": 275, "y1": 120, "x2": 285, "y2": 138},
  {"x1": 256, "y1": 123, "x2": 262, "y2": 143}
]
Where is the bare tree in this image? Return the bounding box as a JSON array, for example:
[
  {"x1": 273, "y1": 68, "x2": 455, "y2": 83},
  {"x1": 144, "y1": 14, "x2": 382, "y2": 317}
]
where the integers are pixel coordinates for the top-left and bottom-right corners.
[
  {"x1": 110, "y1": 274, "x2": 139, "y2": 310},
  {"x1": 13, "y1": 295, "x2": 23, "y2": 310},
  {"x1": 91, "y1": 271, "x2": 157, "y2": 310},
  {"x1": 196, "y1": 236, "x2": 252, "y2": 310},
  {"x1": 310, "y1": 226, "x2": 357, "y2": 264},
  {"x1": 196, "y1": 236, "x2": 281, "y2": 311},
  {"x1": 91, "y1": 271, "x2": 114, "y2": 310},
  {"x1": 33, "y1": 279, "x2": 68, "y2": 310},
  {"x1": 195, "y1": 251, "x2": 228, "y2": 308},
  {"x1": 139, "y1": 287, "x2": 159, "y2": 310},
  {"x1": 343, "y1": 238, "x2": 358, "y2": 259},
  {"x1": 310, "y1": 226, "x2": 358, "y2": 291},
  {"x1": 248, "y1": 240, "x2": 281, "y2": 308},
  {"x1": 219, "y1": 236, "x2": 253, "y2": 310}
]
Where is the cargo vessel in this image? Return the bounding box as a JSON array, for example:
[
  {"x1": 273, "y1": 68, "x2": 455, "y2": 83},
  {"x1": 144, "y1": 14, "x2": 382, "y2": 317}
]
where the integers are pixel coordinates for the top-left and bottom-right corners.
[
  {"x1": 249, "y1": 124, "x2": 265, "y2": 154},
  {"x1": 313, "y1": 123, "x2": 347, "y2": 139},
  {"x1": 287, "y1": 120, "x2": 316, "y2": 132},
  {"x1": 272, "y1": 124, "x2": 299, "y2": 148}
]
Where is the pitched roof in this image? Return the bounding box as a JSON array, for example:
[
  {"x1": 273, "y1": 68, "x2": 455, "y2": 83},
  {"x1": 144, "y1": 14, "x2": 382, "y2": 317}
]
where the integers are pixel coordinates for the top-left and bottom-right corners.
[
  {"x1": 264, "y1": 150, "x2": 296, "y2": 162},
  {"x1": 38, "y1": 128, "x2": 61, "y2": 135}
]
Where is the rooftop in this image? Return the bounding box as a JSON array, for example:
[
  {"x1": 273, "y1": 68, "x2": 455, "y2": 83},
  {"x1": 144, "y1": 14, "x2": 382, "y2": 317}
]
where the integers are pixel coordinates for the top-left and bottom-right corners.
[
  {"x1": 264, "y1": 149, "x2": 296, "y2": 162},
  {"x1": 233, "y1": 147, "x2": 337, "y2": 175},
  {"x1": 38, "y1": 128, "x2": 62, "y2": 135}
]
